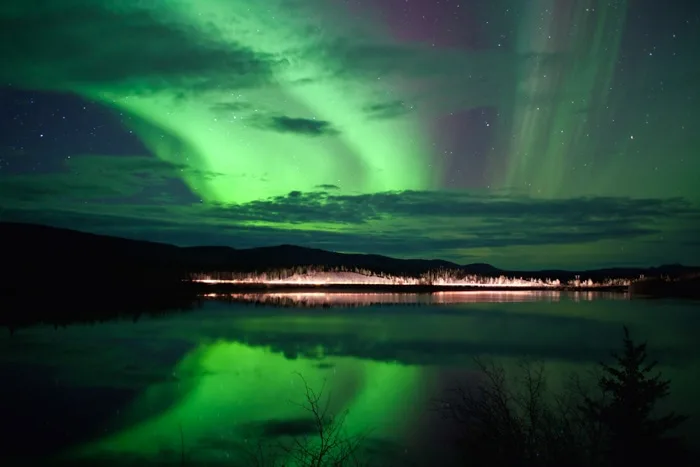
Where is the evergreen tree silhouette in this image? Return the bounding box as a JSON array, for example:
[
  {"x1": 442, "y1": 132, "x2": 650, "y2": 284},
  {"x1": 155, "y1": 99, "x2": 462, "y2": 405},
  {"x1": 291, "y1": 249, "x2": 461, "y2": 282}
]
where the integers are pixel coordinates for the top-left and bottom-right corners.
[{"x1": 581, "y1": 327, "x2": 687, "y2": 466}]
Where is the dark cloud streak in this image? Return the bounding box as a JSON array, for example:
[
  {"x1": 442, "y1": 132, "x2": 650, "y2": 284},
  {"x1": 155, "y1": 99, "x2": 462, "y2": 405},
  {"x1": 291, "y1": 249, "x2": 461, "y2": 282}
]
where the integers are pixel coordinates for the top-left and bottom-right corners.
[
  {"x1": 0, "y1": 155, "x2": 220, "y2": 203},
  {"x1": 0, "y1": 3, "x2": 276, "y2": 92},
  {"x1": 256, "y1": 116, "x2": 340, "y2": 137},
  {"x1": 363, "y1": 100, "x2": 414, "y2": 120},
  {"x1": 3, "y1": 169, "x2": 699, "y2": 262}
]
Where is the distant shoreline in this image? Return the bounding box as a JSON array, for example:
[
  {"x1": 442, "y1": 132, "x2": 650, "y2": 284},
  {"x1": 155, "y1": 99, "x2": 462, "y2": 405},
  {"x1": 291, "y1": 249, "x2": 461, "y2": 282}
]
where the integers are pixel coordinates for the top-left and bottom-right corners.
[{"x1": 195, "y1": 282, "x2": 630, "y2": 294}]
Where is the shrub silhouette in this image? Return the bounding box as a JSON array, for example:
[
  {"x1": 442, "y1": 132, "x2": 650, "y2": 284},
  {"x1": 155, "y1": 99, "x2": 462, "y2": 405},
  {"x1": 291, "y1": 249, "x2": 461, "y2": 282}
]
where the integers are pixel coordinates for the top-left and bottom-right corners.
[
  {"x1": 435, "y1": 359, "x2": 586, "y2": 467},
  {"x1": 436, "y1": 327, "x2": 689, "y2": 467}
]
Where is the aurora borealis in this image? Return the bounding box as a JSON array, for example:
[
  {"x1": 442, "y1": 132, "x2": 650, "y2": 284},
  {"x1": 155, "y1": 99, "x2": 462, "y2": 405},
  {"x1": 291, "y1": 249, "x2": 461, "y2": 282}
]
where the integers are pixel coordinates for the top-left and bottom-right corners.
[{"x1": 1, "y1": 0, "x2": 699, "y2": 268}]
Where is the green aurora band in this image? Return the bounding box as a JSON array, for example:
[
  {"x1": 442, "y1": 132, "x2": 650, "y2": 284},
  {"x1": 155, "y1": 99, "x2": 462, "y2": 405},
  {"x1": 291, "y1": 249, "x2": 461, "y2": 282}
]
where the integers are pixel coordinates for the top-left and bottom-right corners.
[
  {"x1": 84, "y1": 0, "x2": 438, "y2": 203},
  {"x1": 4, "y1": 0, "x2": 640, "y2": 204},
  {"x1": 506, "y1": 0, "x2": 627, "y2": 197}
]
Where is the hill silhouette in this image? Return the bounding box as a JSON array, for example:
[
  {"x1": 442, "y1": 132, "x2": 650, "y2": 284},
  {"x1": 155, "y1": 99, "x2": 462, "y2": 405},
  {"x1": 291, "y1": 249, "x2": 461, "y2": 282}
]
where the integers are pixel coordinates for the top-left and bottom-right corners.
[
  {"x1": 1, "y1": 222, "x2": 698, "y2": 331},
  {"x1": 1, "y1": 222, "x2": 698, "y2": 282}
]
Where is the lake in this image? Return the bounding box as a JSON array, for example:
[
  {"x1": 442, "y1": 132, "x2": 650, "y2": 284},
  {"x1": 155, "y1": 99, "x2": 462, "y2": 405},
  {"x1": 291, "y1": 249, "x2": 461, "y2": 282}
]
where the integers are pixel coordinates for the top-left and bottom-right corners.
[{"x1": 1, "y1": 291, "x2": 698, "y2": 466}]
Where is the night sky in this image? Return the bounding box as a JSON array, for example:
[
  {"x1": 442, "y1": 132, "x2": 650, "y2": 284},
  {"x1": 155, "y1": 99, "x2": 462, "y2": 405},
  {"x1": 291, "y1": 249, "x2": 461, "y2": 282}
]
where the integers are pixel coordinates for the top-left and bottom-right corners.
[{"x1": 1, "y1": 0, "x2": 698, "y2": 269}]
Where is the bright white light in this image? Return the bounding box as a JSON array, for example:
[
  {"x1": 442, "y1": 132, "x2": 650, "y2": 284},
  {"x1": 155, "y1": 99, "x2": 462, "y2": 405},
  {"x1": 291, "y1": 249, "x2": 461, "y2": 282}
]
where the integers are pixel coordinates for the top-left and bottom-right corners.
[{"x1": 191, "y1": 270, "x2": 631, "y2": 288}]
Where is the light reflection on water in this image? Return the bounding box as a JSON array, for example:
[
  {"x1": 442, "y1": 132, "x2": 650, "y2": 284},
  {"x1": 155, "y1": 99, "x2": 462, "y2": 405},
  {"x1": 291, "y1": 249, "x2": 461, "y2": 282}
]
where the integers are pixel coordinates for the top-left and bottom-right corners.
[
  {"x1": 0, "y1": 292, "x2": 697, "y2": 466},
  {"x1": 208, "y1": 290, "x2": 628, "y2": 307}
]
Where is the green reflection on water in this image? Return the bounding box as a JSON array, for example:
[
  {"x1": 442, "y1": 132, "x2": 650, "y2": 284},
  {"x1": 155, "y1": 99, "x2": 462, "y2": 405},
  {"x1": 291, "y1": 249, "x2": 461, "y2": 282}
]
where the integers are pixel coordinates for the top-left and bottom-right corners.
[
  {"x1": 2, "y1": 294, "x2": 699, "y2": 465},
  {"x1": 70, "y1": 340, "x2": 423, "y2": 465}
]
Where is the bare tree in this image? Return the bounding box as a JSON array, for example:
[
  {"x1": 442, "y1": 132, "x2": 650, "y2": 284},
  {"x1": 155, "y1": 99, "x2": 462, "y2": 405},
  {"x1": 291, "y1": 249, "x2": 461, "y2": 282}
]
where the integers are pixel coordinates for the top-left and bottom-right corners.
[
  {"x1": 242, "y1": 373, "x2": 369, "y2": 467},
  {"x1": 241, "y1": 438, "x2": 283, "y2": 467},
  {"x1": 283, "y1": 373, "x2": 368, "y2": 467}
]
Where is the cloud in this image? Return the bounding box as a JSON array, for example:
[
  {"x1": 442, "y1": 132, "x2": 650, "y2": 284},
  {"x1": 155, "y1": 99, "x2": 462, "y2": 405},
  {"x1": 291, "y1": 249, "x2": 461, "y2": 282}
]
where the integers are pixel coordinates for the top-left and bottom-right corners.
[
  {"x1": 0, "y1": 155, "x2": 219, "y2": 203},
  {"x1": 210, "y1": 102, "x2": 254, "y2": 114},
  {"x1": 0, "y1": 2, "x2": 277, "y2": 92},
  {"x1": 313, "y1": 39, "x2": 507, "y2": 79},
  {"x1": 363, "y1": 100, "x2": 415, "y2": 120},
  {"x1": 255, "y1": 116, "x2": 340, "y2": 137},
  {"x1": 310, "y1": 39, "x2": 518, "y2": 101},
  {"x1": 3, "y1": 174, "x2": 699, "y2": 267},
  {"x1": 238, "y1": 418, "x2": 317, "y2": 438},
  {"x1": 204, "y1": 190, "x2": 699, "y2": 229},
  {"x1": 8, "y1": 156, "x2": 693, "y2": 246},
  {"x1": 315, "y1": 184, "x2": 340, "y2": 191}
]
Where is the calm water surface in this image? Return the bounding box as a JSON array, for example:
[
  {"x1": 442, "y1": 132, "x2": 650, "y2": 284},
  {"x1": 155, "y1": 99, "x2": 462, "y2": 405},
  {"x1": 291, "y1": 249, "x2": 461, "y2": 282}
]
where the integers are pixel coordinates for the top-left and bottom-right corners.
[{"x1": 1, "y1": 291, "x2": 698, "y2": 465}]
